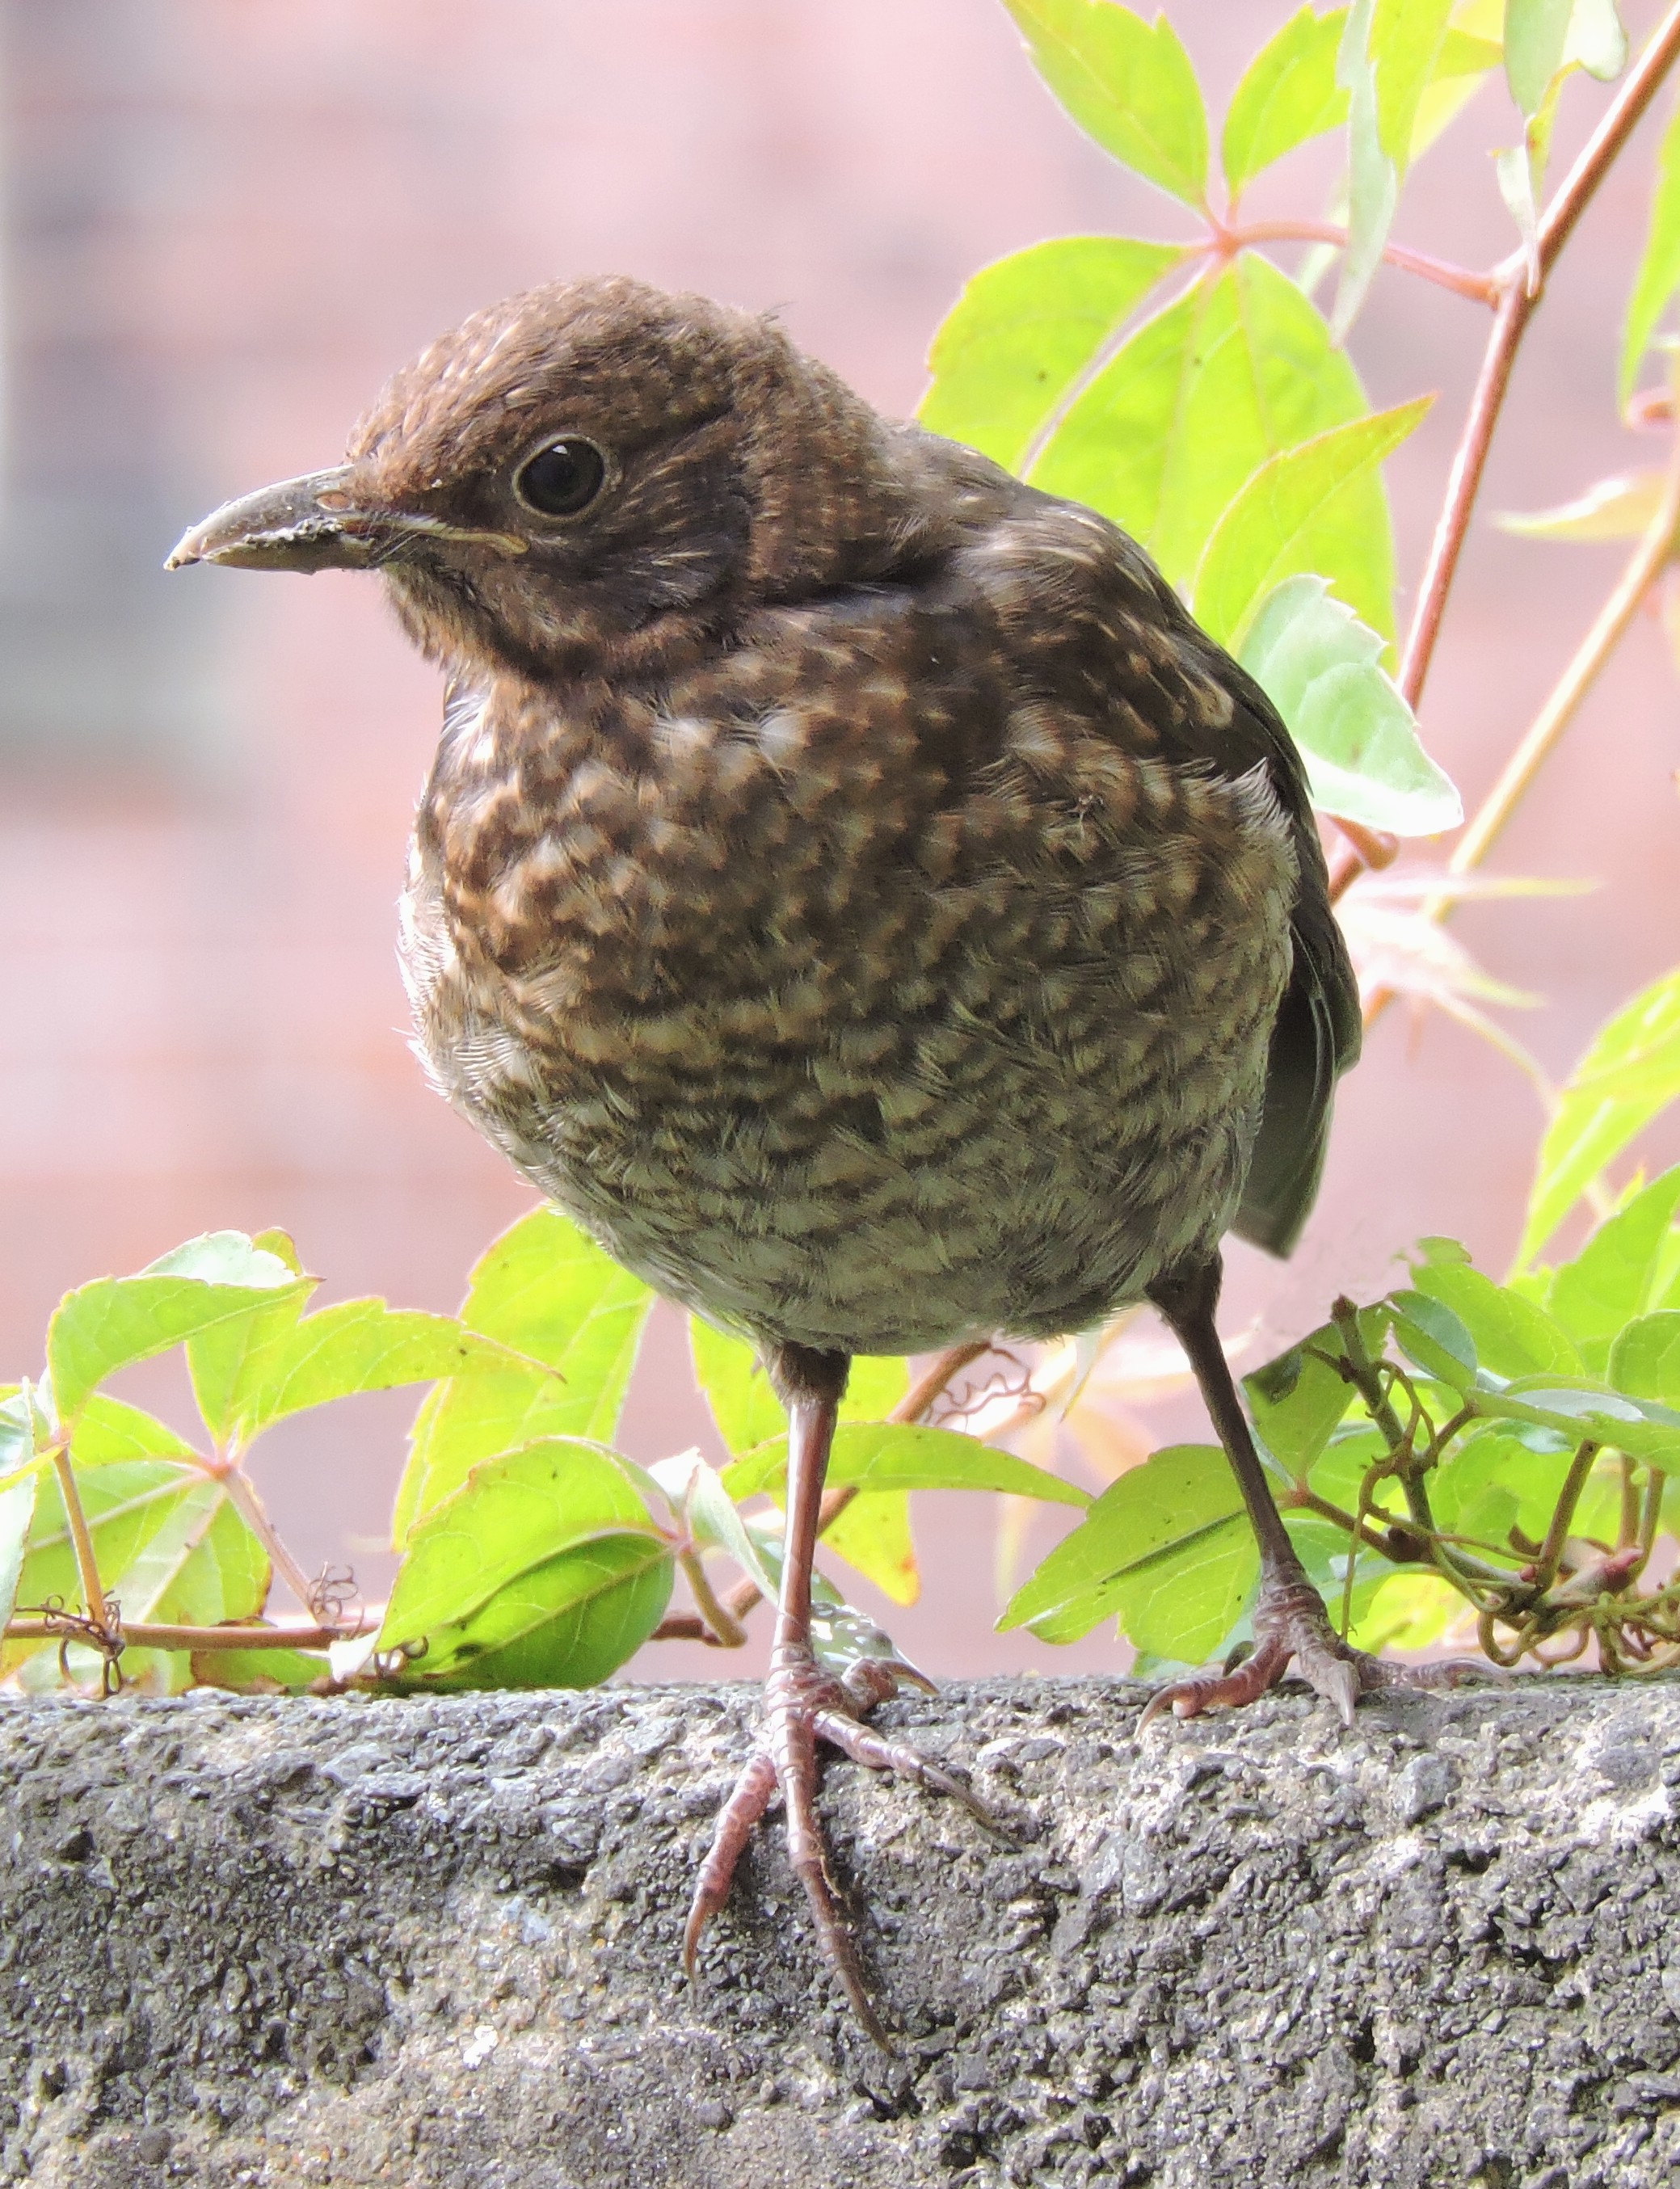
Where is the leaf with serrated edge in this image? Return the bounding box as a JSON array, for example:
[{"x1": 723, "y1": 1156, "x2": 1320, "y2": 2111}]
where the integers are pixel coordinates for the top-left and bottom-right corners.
[
  {"x1": 394, "y1": 1207, "x2": 654, "y2": 1540},
  {"x1": 1223, "y1": 6, "x2": 1350, "y2": 198},
  {"x1": 1408, "y1": 1259, "x2": 1581, "y2": 1379},
  {"x1": 1001, "y1": 0, "x2": 1209, "y2": 206},
  {"x1": 72, "y1": 1394, "x2": 204, "y2": 1467},
  {"x1": 48, "y1": 1233, "x2": 307, "y2": 1428},
  {"x1": 379, "y1": 1437, "x2": 664, "y2": 1652},
  {"x1": 389, "y1": 1539, "x2": 673, "y2": 1691},
  {"x1": 1238, "y1": 575, "x2": 1460, "y2": 832},
  {"x1": 1547, "y1": 1166, "x2": 1680, "y2": 1366},
  {"x1": 722, "y1": 1422, "x2": 1088, "y2": 1507},
  {"x1": 918, "y1": 237, "x2": 1185, "y2": 474},
  {"x1": 1519, "y1": 967, "x2": 1680, "y2": 1265},
  {"x1": 1000, "y1": 1443, "x2": 1240, "y2": 1635},
  {"x1": 1034, "y1": 257, "x2": 1386, "y2": 600},
  {"x1": 1611, "y1": 1312, "x2": 1680, "y2": 1406},
  {"x1": 1193, "y1": 398, "x2": 1432, "y2": 650}
]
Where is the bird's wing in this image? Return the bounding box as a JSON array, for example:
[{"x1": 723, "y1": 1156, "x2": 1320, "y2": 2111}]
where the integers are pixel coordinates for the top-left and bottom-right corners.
[{"x1": 1162, "y1": 627, "x2": 1362, "y2": 1257}]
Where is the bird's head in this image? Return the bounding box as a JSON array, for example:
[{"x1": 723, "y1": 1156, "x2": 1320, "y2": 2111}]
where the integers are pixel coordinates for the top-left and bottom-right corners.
[{"x1": 168, "y1": 276, "x2": 920, "y2": 680}]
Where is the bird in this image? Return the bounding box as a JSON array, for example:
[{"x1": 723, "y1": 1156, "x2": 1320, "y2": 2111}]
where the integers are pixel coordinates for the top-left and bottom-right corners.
[{"x1": 168, "y1": 273, "x2": 1440, "y2": 2044}]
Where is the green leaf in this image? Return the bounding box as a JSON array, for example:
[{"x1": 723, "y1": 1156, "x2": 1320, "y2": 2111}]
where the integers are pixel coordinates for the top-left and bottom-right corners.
[
  {"x1": 1547, "y1": 1166, "x2": 1680, "y2": 1367},
  {"x1": 1611, "y1": 1311, "x2": 1680, "y2": 1407},
  {"x1": 0, "y1": 1384, "x2": 48, "y2": 1488},
  {"x1": 1244, "y1": 1323, "x2": 1361, "y2": 1478},
  {"x1": 46, "y1": 1234, "x2": 308, "y2": 1428},
  {"x1": 1388, "y1": 1288, "x2": 1478, "y2": 1390},
  {"x1": 1622, "y1": 93, "x2": 1680, "y2": 403},
  {"x1": 1001, "y1": 0, "x2": 1210, "y2": 205},
  {"x1": 1410, "y1": 29, "x2": 1505, "y2": 160},
  {"x1": 1033, "y1": 255, "x2": 1386, "y2": 599},
  {"x1": 1192, "y1": 397, "x2": 1432, "y2": 649},
  {"x1": 1429, "y1": 1425, "x2": 1577, "y2": 1548},
  {"x1": 1518, "y1": 966, "x2": 1680, "y2": 1265},
  {"x1": 209, "y1": 1299, "x2": 526, "y2": 1449},
  {"x1": 379, "y1": 1436, "x2": 667, "y2": 1659},
  {"x1": 822, "y1": 1490, "x2": 919, "y2": 1606},
  {"x1": 15, "y1": 1461, "x2": 203, "y2": 1622},
  {"x1": 1336, "y1": 0, "x2": 1455, "y2": 333},
  {"x1": 394, "y1": 1207, "x2": 654, "y2": 1541},
  {"x1": 1346, "y1": 1568, "x2": 1463, "y2": 1653},
  {"x1": 918, "y1": 236, "x2": 1186, "y2": 474},
  {"x1": 1506, "y1": 0, "x2": 1626, "y2": 116},
  {"x1": 1222, "y1": 6, "x2": 1350, "y2": 197},
  {"x1": 1407, "y1": 1259, "x2": 1582, "y2": 1378},
  {"x1": 0, "y1": 1472, "x2": 36, "y2": 1630},
  {"x1": 190, "y1": 1642, "x2": 329, "y2": 1695},
  {"x1": 72, "y1": 1395, "x2": 203, "y2": 1467},
  {"x1": 1476, "y1": 1376, "x2": 1680, "y2": 1468},
  {"x1": 1237, "y1": 575, "x2": 1461, "y2": 833},
  {"x1": 381, "y1": 1438, "x2": 674, "y2": 1690},
  {"x1": 689, "y1": 1320, "x2": 785, "y2": 1457},
  {"x1": 722, "y1": 1421, "x2": 1088, "y2": 1505},
  {"x1": 1000, "y1": 1443, "x2": 1253, "y2": 1656}
]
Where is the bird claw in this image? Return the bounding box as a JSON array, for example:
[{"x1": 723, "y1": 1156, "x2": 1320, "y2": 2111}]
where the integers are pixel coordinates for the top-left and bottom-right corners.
[
  {"x1": 684, "y1": 1644, "x2": 1000, "y2": 2049},
  {"x1": 1138, "y1": 1568, "x2": 1493, "y2": 1732}
]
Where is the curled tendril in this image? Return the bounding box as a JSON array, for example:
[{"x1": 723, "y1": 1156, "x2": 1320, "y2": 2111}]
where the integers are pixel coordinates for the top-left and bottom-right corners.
[{"x1": 933, "y1": 1348, "x2": 1044, "y2": 1431}]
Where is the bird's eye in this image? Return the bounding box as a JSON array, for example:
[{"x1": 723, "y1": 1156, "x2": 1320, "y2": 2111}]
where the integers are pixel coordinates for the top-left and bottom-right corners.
[{"x1": 514, "y1": 437, "x2": 607, "y2": 518}]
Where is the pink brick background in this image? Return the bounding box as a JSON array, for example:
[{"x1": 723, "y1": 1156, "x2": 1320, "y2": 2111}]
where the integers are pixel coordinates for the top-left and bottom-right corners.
[{"x1": 2, "y1": 2, "x2": 1678, "y2": 1682}]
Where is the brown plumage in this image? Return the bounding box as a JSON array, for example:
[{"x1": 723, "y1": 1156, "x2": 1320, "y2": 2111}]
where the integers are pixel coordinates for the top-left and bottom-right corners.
[{"x1": 171, "y1": 275, "x2": 1441, "y2": 2048}]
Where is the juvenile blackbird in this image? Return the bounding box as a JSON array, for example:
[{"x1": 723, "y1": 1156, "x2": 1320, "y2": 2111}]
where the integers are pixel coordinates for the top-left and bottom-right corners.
[{"x1": 170, "y1": 275, "x2": 1433, "y2": 2041}]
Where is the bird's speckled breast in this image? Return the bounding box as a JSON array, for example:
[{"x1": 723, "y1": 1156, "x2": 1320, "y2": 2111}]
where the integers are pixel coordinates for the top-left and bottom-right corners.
[{"x1": 400, "y1": 524, "x2": 1298, "y2": 1356}]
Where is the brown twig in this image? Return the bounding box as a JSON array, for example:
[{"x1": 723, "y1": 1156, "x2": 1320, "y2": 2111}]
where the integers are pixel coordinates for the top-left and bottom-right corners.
[
  {"x1": 4, "y1": 1611, "x2": 377, "y2": 1651},
  {"x1": 49, "y1": 1446, "x2": 114, "y2": 1641}
]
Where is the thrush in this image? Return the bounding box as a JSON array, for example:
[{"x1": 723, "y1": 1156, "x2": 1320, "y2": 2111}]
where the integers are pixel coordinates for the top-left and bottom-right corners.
[{"x1": 171, "y1": 274, "x2": 1440, "y2": 2043}]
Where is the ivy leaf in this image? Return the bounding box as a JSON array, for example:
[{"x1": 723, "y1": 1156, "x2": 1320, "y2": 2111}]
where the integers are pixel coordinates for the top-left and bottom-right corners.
[
  {"x1": 1406, "y1": 1259, "x2": 1582, "y2": 1379},
  {"x1": 394, "y1": 1207, "x2": 654, "y2": 1541},
  {"x1": 1222, "y1": 6, "x2": 1350, "y2": 199},
  {"x1": 1610, "y1": 1311, "x2": 1680, "y2": 1407},
  {"x1": 1336, "y1": 0, "x2": 1455, "y2": 335},
  {"x1": 1000, "y1": 0, "x2": 1210, "y2": 207},
  {"x1": 72, "y1": 1395, "x2": 203, "y2": 1467},
  {"x1": 1032, "y1": 256, "x2": 1389, "y2": 604},
  {"x1": 1518, "y1": 966, "x2": 1680, "y2": 1265},
  {"x1": 0, "y1": 1472, "x2": 36, "y2": 1631},
  {"x1": 1000, "y1": 1443, "x2": 1253, "y2": 1658},
  {"x1": 190, "y1": 1641, "x2": 329, "y2": 1695},
  {"x1": 722, "y1": 1421, "x2": 1088, "y2": 1506},
  {"x1": 199, "y1": 1299, "x2": 528, "y2": 1450},
  {"x1": 377, "y1": 1436, "x2": 671, "y2": 1690},
  {"x1": 1193, "y1": 397, "x2": 1433, "y2": 651},
  {"x1": 1547, "y1": 1166, "x2": 1680, "y2": 1368},
  {"x1": 46, "y1": 1234, "x2": 309, "y2": 1429},
  {"x1": 1238, "y1": 575, "x2": 1461, "y2": 834},
  {"x1": 1622, "y1": 92, "x2": 1680, "y2": 404},
  {"x1": 918, "y1": 236, "x2": 1186, "y2": 474},
  {"x1": 14, "y1": 1461, "x2": 204, "y2": 1627}
]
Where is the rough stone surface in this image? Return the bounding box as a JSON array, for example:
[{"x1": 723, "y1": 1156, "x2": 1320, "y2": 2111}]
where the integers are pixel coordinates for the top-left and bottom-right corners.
[{"x1": 2, "y1": 1675, "x2": 1679, "y2": 2187}]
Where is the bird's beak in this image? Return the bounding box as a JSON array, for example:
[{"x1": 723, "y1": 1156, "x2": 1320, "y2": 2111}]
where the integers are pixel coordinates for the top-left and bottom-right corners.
[
  {"x1": 167, "y1": 465, "x2": 528, "y2": 575},
  {"x1": 166, "y1": 466, "x2": 386, "y2": 574}
]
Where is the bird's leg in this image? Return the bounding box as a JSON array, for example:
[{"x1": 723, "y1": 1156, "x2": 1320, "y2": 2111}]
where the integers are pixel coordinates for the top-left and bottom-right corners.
[
  {"x1": 684, "y1": 1341, "x2": 990, "y2": 2048},
  {"x1": 1140, "y1": 1254, "x2": 1472, "y2": 1729}
]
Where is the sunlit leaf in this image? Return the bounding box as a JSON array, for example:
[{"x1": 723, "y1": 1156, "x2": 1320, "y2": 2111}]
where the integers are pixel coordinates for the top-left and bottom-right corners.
[
  {"x1": 1033, "y1": 256, "x2": 1385, "y2": 600},
  {"x1": 1000, "y1": 1443, "x2": 1253, "y2": 1652},
  {"x1": 1410, "y1": 27, "x2": 1505, "y2": 159},
  {"x1": 190, "y1": 1641, "x2": 329, "y2": 1695},
  {"x1": 1518, "y1": 966, "x2": 1680, "y2": 1265},
  {"x1": 1346, "y1": 1568, "x2": 1464, "y2": 1652},
  {"x1": 1610, "y1": 1311, "x2": 1680, "y2": 1406},
  {"x1": 379, "y1": 1436, "x2": 667, "y2": 1661},
  {"x1": 387, "y1": 1537, "x2": 672, "y2": 1692},
  {"x1": 72, "y1": 1395, "x2": 203, "y2": 1467},
  {"x1": 1336, "y1": 0, "x2": 1454, "y2": 333},
  {"x1": 1499, "y1": 470, "x2": 1666, "y2": 541},
  {"x1": 1239, "y1": 575, "x2": 1461, "y2": 832},
  {"x1": 1623, "y1": 92, "x2": 1680, "y2": 403},
  {"x1": 1477, "y1": 1374, "x2": 1680, "y2": 1467},
  {"x1": 1505, "y1": 0, "x2": 1627, "y2": 115},
  {"x1": 1000, "y1": 0, "x2": 1210, "y2": 205},
  {"x1": 1546, "y1": 1165, "x2": 1680, "y2": 1368},
  {"x1": 823, "y1": 1490, "x2": 920, "y2": 1606},
  {"x1": 1222, "y1": 6, "x2": 1350, "y2": 197},
  {"x1": 46, "y1": 1235, "x2": 308, "y2": 1428},
  {"x1": 15, "y1": 1461, "x2": 202, "y2": 1624},
  {"x1": 918, "y1": 237, "x2": 1186, "y2": 474},
  {"x1": 394, "y1": 1207, "x2": 654, "y2": 1540},
  {"x1": 1407, "y1": 1258, "x2": 1582, "y2": 1377},
  {"x1": 722, "y1": 1421, "x2": 1088, "y2": 1505},
  {"x1": 1193, "y1": 397, "x2": 1432, "y2": 650},
  {"x1": 1244, "y1": 1317, "x2": 1364, "y2": 1476},
  {"x1": 0, "y1": 1472, "x2": 36, "y2": 1630}
]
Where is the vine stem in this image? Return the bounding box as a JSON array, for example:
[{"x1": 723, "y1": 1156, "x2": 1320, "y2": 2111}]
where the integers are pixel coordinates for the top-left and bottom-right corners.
[
  {"x1": 50, "y1": 1445, "x2": 112, "y2": 1638},
  {"x1": 1198, "y1": 219, "x2": 1497, "y2": 306},
  {"x1": 1329, "y1": 1, "x2": 1680, "y2": 902},
  {"x1": 4, "y1": 1612, "x2": 378, "y2": 1652}
]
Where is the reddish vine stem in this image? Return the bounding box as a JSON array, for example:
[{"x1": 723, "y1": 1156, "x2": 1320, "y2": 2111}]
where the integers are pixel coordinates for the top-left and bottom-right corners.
[{"x1": 1328, "y1": 2, "x2": 1680, "y2": 904}]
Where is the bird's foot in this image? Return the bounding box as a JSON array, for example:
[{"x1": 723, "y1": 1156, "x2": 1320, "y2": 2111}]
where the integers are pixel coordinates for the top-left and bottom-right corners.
[
  {"x1": 684, "y1": 1643, "x2": 998, "y2": 2049},
  {"x1": 1138, "y1": 1564, "x2": 1488, "y2": 1732}
]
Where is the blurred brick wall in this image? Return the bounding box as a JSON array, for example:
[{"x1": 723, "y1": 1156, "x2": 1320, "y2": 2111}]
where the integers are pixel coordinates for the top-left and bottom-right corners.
[{"x1": 1, "y1": 1, "x2": 1677, "y2": 1678}]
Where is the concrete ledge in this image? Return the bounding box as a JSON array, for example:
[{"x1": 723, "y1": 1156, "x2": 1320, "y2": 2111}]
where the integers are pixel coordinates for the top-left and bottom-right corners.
[{"x1": 2, "y1": 1677, "x2": 1679, "y2": 2187}]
